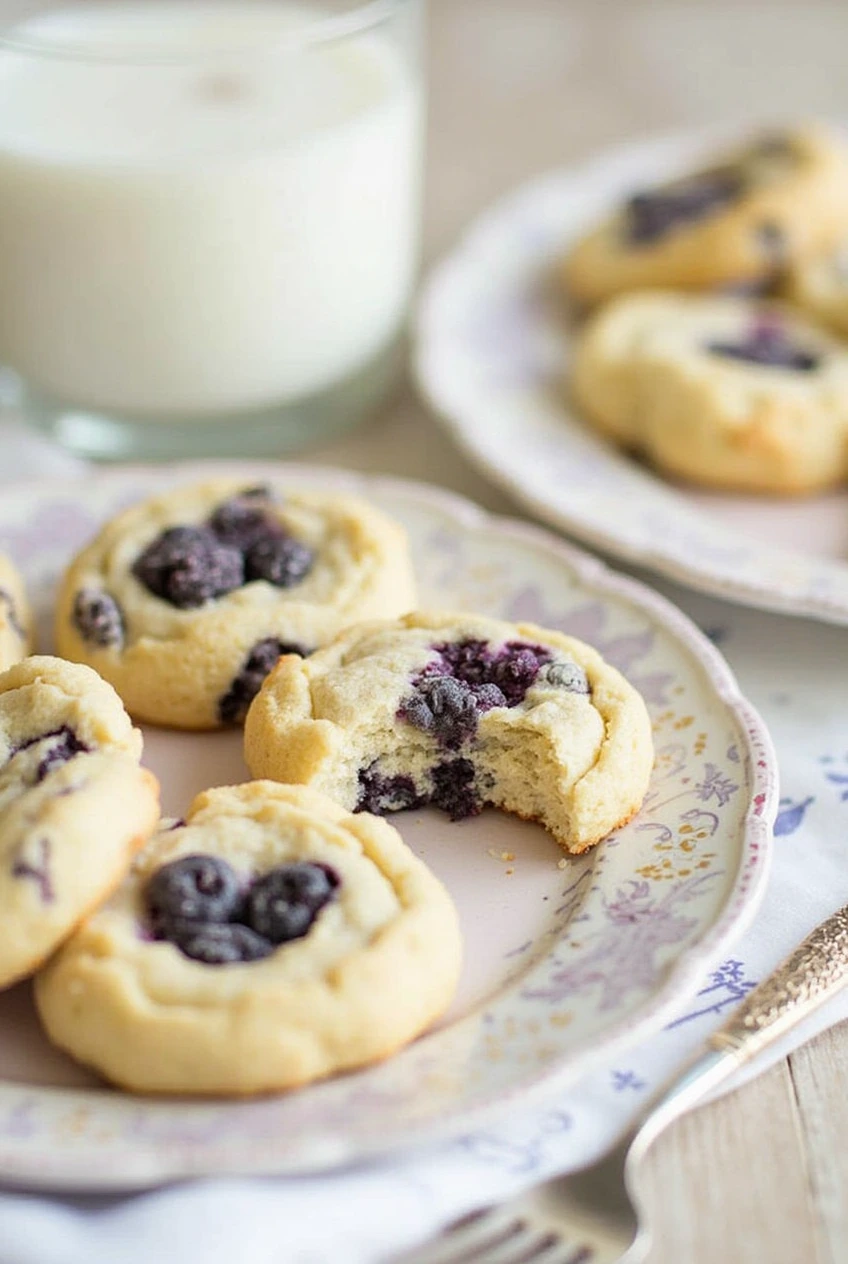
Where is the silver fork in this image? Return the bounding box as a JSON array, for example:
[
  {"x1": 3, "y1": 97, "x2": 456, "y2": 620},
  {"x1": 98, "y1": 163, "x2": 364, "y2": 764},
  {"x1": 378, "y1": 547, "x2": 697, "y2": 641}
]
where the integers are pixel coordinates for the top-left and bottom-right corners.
[{"x1": 395, "y1": 904, "x2": 848, "y2": 1264}]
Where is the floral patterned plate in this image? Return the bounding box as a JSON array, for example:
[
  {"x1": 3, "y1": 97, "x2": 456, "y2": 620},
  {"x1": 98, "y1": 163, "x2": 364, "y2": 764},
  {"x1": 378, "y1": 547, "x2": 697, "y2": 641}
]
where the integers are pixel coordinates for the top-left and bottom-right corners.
[
  {"x1": 415, "y1": 127, "x2": 848, "y2": 626},
  {"x1": 0, "y1": 462, "x2": 776, "y2": 1191}
]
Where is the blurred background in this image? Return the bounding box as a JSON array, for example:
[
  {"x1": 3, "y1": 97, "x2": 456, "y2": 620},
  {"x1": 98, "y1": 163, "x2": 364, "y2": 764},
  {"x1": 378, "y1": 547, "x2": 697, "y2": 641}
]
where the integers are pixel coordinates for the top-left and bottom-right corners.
[{"x1": 426, "y1": 0, "x2": 848, "y2": 261}]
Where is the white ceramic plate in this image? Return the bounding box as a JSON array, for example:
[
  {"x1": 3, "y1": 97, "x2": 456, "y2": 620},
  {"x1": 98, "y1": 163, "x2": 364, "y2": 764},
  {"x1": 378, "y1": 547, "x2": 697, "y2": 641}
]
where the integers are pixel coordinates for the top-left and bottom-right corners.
[
  {"x1": 0, "y1": 461, "x2": 776, "y2": 1190},
  {"x1": 415, "y1": 128, "x2": 848, "y2": 625}
]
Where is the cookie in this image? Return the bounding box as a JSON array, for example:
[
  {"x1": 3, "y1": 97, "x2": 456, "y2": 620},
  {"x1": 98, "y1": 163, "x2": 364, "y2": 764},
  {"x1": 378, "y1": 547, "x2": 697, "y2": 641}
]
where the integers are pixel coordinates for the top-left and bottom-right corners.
[
  {"x1": 784, "y1": 241, "x2": 848, "y2": 338},
  {"x1": 562, "y1": 127, "x2": 848, "y2": 307},
  {"x1": 572, "y1": 291, "x2": 848, "y2": 493},
  {"x1": 35, "y1": 781, "x2": 462, "y2": 1095},
  {"x1": 243, "y1": 611, "x2": 653, "y2": 854},
  {"x1": 0, "y1": 554, "x2": 32, "y2": 669},
  {"x1": 54, "y1": 479, "x2": 417, "y2": 730},
  {"x1": 0, "y1": 656, "x2": 159, "y2": 990}
]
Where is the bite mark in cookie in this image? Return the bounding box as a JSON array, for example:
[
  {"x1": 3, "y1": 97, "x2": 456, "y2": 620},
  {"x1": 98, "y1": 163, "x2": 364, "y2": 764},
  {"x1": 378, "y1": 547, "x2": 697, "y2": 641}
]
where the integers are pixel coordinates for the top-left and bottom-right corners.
[{"x1": 245, "y1": 612, "x2": 652, "y2": 854}]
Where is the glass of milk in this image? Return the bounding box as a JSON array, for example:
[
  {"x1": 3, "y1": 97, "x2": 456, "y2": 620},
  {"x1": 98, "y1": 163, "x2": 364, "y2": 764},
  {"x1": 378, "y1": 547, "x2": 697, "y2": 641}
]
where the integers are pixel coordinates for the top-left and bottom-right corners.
[{"x1": 0, "y1": 0, "x2": 423, "y2": 458}]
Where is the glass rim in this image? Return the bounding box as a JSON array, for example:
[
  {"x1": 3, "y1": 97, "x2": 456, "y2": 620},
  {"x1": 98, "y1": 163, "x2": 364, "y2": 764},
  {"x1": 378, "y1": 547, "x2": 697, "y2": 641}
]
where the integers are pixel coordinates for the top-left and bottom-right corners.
[{"x1": 0, "y1": 0, "x2": 410, "y2": 63}]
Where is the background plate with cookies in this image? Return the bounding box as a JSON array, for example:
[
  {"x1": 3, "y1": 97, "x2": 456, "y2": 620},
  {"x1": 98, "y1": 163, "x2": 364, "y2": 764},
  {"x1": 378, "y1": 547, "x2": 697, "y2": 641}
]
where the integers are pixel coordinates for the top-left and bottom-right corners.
[{"x1": 415, "y1": 123, "x2": 848, "y2": 626}]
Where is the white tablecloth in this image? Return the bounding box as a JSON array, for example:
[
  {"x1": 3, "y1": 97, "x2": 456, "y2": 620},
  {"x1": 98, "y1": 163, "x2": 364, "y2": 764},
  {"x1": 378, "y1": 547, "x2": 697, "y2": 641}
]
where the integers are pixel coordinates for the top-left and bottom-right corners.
[{"x1": 1, "y1": 424, "x2": 847, "y2": 1264}]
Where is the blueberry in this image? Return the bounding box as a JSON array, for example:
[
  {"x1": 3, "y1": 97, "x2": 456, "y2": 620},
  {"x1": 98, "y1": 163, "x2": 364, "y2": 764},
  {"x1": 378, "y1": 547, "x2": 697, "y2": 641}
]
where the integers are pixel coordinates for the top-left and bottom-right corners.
[
  {"x1": 491, "y1": 643, "x2": 549, "y2": 705},
  {"x1": 356, "y1": 764, "x2": 423, "y2": 814},
  {"x1": 539, "y1": 660, "x2": 590, "y2": 694},
  {"x1": 72, "y1": 588, "x2": 124, "y2": 648},
  {"x1": 430, "y1": 758, "x2": 480, "y2": 820},
  {"x1": 431, "y1": 639, "x2": 494, "y2": 686},
  {"x1": 208, "y1": 486, "x2": 275, "y2": 549},
  {"x1": 132, "y1": 525, "x2": 244, "y2": 608},
  {"x1": 707, "y1": 318, "x2": 820, "y2": 372},
  {"x1": 400, "y1": 675, "x2": 480, "y2": 750},
  {"x1": 401, "y1": 638, "x2": 552, "y2": 748},
  {"x1": 471, "y1": 682, "x2": 508, "y2": 712},
  {"x1": 246, "y1": 862, "x2": 339, "y2": 943},
  {"x1": 146, "y1": 854, "x2": 242, "y2": 924},
  {"x1": 15, "y1": 725, "x2": 90, "y2": 783},
  {"x1": 169, "y1": 921, "x2": 274, "y2": 965},
  {"x1": 625, "y1": 170, "x2": 743, "y2": 245},
  {"x1": 244, "y1": 534, "x2": 313, "y2": 588},
  {"x1": 217, "y1": 637, "x2": 306, "y2": 725}
]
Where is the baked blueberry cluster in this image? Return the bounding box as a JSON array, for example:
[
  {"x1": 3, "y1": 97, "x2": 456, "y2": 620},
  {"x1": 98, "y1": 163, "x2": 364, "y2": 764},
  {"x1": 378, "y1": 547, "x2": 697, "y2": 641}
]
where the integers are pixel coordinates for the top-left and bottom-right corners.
[
  {"x1": 399, "y1": 638, "x2": 587, "y2": 750},
  {"x1": 430, "y1": 758, "x2": 479, "y2": 820},
  {"x1": 14, "y1": 725, "x2": 90, "y2": 783},
  {"x1": 146, "y1": 853, "x2": 339, "y2": 965},
  {"x1": 356, "y1": 764, "x2": 423, "y2": 815},
  {"x1": 131, "y1": 487, "x2": 315, "y2": 611},
  {"x1": 625, "y1": 137, "x2": 795, "y2": 248},
  {"x1": 707, "y1": 317, "x2": 820, "y2": 371},
  {"x1": 626, "y1": 169, "x2": 743, "y2": 246},
  {"x1": 72, "y1": 589, "x2": 124, "y2": 648},
  {"x1": 218, "y1": 636, "x2": 306, "y2": 725},
  {"x1": 356, "y1": 639, "x2": 590, "y2": 821}
]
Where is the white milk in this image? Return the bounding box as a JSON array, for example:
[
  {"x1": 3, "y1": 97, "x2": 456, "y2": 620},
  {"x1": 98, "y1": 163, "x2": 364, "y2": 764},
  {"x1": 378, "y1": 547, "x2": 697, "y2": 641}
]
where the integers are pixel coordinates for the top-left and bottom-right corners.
[{"x1": 0, "y1": 3, "x2": 421, "y2": 416}]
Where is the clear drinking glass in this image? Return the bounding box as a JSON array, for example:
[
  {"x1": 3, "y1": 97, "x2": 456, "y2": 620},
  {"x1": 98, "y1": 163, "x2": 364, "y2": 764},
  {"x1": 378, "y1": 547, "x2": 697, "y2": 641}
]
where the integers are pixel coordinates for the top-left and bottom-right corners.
[{"x1": 0, "y1": 0, "x2": 424, "y2": 459}]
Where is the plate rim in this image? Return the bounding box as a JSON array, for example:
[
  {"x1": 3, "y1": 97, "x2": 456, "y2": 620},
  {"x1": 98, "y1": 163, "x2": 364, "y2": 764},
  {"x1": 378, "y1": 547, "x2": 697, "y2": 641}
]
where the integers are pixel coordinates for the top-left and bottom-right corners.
[
  {"x1": 0, "y1": 459, "x2": 779, "y2": 1189},
  {"x1": 413, "y1": 127, "x2": 848, "y2": 627}
]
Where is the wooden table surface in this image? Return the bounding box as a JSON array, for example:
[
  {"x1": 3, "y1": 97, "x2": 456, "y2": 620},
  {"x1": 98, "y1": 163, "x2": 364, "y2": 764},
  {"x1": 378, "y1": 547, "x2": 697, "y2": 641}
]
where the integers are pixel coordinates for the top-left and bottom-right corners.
[{"x1": 311, "y1": 3, "x2": 848, "y2": 1261}]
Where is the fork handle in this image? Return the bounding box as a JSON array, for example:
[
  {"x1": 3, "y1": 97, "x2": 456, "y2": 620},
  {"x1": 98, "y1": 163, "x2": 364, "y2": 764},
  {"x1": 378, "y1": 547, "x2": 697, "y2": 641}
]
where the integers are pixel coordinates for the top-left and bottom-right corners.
[
  {"x1": 709, "y1": 904, "x2": 848, "y2": 1061},
  {"x1": 631, "y1": 906, "x2": 848, "y2": 1151}
]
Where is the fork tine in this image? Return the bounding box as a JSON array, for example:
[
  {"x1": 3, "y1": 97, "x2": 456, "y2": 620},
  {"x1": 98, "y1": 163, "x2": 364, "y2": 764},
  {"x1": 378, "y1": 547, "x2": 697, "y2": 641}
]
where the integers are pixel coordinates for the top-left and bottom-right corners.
[
  {"x1": 398, "y1": 1209, "x2": 526, "y2": 1263},
  {"x1": 470, "y1": 1227, "x2": 560, "y2": 1264},
  {"x1": 539, "y1": 1246, "x2": 596, "y2": 1264},
  {"x1": 478, "y1": 1227, "x2": 593, "y2": 1264}
]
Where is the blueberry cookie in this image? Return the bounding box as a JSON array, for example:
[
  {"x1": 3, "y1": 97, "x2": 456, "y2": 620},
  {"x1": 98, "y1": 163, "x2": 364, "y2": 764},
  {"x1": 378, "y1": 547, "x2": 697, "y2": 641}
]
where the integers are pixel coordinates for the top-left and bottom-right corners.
[
  {"x1": 563, "y1": 127, "x2": 848, "y2": 307},
  {"x1": 54, "y1": 479, "x2": 417, "y2": 730},
  {"x1": 0, "y1": 554, "x2": 31, "y2": 670},
  {"x1": 0, "y1": 656, "x2": 159, "y2": 990},
  {"x1": 243, "y1": 612, "x2": 653, "y2": 854},
  {"x1": 35, "y1": 781, "x2": 462, "y2": 1095},
  {"x1": 572, "y1": 291, "x2": 848, "y2": 493},
  {"x1": 784, "y1": 241, "x2": 848, "y2": 338}
]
